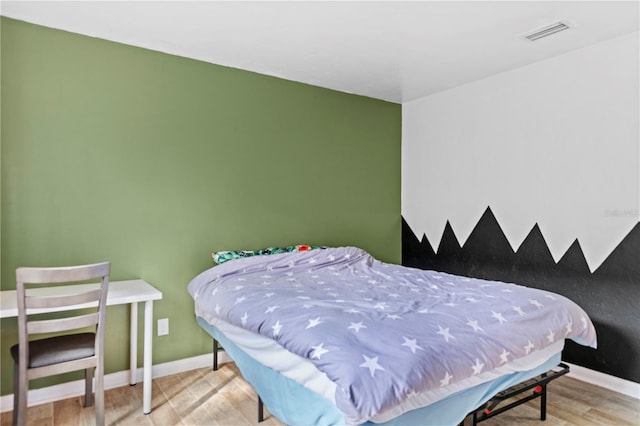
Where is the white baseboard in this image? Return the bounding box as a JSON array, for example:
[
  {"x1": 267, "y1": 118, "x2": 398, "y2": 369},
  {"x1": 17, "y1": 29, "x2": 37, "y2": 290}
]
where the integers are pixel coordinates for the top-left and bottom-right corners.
[
  {"x1": 2, "y1": 354, "x2": 636, "y2": 413},
  {"x1": 565, "y1": 362, "x2": 640, "y2": 399},
  {"x1": 0, "y1": 352, "x2": 231, "y2": 413}
]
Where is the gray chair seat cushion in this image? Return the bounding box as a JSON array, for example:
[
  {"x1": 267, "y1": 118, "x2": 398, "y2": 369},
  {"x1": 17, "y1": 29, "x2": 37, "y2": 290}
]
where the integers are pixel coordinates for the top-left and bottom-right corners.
[{"x1": 10, "y1": 333, "x2": 96, "y2": 368}]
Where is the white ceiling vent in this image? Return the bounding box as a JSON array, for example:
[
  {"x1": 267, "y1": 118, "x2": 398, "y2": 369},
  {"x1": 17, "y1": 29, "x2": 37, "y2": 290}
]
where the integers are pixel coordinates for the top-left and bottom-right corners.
[{"x1": 524, "y1": 21, "x2": 572, "y2": 41}]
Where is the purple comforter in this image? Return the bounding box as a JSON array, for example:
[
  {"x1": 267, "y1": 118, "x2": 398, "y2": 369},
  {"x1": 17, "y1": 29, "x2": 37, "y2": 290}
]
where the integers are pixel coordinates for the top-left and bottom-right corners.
[{"x1": 188, "y1": 247, "x2": 596, "y2": 423}]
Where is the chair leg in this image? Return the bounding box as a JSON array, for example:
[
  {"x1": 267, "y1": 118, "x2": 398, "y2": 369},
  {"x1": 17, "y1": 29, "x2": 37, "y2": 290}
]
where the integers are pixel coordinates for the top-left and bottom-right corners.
[
  {"x1": 84, "y1": 367, "x2": 94, "y2": 407},
  {"x1": 14, "y1": 363, "x2": 28, "y2": 426},
  {"x1": 95, "y1": 362, "x2": 105, "y2": 426},
  {"x1": 12, "y1": 361, "x2": 18, "y2": 426}
]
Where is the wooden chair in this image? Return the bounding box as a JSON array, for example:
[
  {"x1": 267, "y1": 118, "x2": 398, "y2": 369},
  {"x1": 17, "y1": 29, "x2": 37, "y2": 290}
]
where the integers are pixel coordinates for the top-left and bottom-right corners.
[{"x1": 10, "y1": 262, "x2": 110, "y2": 426}]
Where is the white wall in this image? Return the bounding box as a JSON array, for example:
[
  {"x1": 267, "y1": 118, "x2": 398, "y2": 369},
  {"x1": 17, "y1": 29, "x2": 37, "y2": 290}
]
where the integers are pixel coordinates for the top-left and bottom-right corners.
[{"x1": 402, "y1": 31, "x2": 639, "y2": 272}]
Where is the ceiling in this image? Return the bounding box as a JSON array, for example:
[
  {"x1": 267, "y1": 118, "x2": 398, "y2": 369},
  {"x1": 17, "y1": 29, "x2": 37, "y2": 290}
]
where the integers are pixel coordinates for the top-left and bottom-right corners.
[{"x1": 2, "y1": 1, "x2": 638, "y2": 103}]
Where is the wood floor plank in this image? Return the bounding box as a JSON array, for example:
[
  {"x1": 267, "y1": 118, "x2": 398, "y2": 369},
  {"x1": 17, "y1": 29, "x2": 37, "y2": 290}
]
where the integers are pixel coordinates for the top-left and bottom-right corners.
[
  {"x1": 545, "y1": 391, "x2": 593, "y2": 422},
  {"x1": 581, "y1": 407, "x2": 638, "y2": 426},
  {"x1": 217, "y1": 382, "x2": 263, "y2": 425},
  {"x1": 29, "y1": 402, "x2": 52, "y2": 426},
  {"x1": 143, "y1": 380, "x2": 183, "y2": 426},
  {"x1": 105, "y1": 382, "x2": 152, "y2": 426},
  {"x1": 200, "y1": 363, "x2": 243, "y2": 394},
  {"x1": 0, "y1": 410, "x2": 12, "y2": 426},
  {"x1": 154, "y1": 373, "x2": 195, "y2": 422},
  {"x1": 52, "y1": 397, "x2": 83, "y2": 426},
  {"x1": 175, "y1": 370, "x2": 226, "y2": 425}
]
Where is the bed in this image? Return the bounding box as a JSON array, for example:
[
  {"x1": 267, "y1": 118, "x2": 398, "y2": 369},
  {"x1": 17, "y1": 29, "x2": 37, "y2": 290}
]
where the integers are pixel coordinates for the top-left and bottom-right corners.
[{"x1": 187, "y1": 246, "x2": 597, "y2": 425}]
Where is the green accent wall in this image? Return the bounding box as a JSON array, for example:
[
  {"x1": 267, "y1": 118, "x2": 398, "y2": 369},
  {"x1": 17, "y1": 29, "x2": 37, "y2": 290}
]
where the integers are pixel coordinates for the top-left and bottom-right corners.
[{"x1": 0, "y1": 17, "x2": 400, "y2": 395}]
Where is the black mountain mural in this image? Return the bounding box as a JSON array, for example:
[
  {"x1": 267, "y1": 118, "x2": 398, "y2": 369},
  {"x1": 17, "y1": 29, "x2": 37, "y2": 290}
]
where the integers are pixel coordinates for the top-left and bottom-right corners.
[{"x1": 402, "y1": 207, "x2": 640, "y2": 382}]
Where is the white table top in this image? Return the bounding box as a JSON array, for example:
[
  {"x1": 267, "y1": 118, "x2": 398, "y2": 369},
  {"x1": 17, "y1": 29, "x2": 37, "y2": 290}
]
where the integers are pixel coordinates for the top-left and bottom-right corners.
[{"x1": 0, "y1": 279, "x2": 162, "y2": 318}]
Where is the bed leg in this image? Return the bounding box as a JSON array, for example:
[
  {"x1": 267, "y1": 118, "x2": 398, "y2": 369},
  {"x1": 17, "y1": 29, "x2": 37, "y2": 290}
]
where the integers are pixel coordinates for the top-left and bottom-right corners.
[
  {"x1": 258, "y1": 396, "x2": 264, "y2": 422},
  {"x1": 540, "y1": 385, "x2": 547, "y2": 420},
  {"x1": 213, "y1": 339, "x2": 219, "y2": 371},
  {"x1": 540, "y1": 384, "x2": 547, "y2": 421},
  {"x1": 540, "y1": 372, "x2": 547, "y2": 421}
]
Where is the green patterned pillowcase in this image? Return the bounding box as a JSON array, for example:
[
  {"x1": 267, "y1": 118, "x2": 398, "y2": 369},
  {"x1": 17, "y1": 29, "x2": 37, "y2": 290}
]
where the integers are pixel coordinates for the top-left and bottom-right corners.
[{"x1": 212, "y1": 245, "x2": 323, "y2": 264}]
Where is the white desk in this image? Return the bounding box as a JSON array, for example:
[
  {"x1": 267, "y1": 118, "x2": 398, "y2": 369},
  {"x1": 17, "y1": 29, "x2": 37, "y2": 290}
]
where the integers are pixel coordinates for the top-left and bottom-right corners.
[{"x1": 0, "y1": 279, "x2": 162, "y2": 414}]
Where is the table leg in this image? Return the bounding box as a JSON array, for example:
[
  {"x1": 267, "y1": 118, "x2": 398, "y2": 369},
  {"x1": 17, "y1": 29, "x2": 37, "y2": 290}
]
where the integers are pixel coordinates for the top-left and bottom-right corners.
[
  {"x1": 143, "y1": 300, "x2": 153, "y2": 414},
  {"x1": 130, "y1": 302, "x2": 138, "y2": 385}
]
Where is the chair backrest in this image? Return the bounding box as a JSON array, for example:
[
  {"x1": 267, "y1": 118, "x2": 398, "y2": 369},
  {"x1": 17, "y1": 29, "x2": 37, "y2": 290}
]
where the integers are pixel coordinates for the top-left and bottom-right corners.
[{"x1": 15, "y1": 262, "x2": 110, "y2": 363}]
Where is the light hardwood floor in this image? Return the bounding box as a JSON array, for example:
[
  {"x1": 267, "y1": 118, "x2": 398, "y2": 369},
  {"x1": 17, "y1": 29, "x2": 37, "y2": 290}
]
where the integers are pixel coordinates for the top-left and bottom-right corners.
[{"x1": 1, "y1": 363, "x2": 638, "y2": 425}]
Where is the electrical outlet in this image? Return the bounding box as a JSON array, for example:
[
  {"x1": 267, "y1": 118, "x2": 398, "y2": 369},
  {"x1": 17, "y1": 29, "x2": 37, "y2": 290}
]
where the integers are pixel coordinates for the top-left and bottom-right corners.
[{"x1": 158, "y1": 318, "x2": 169, "y2": 336}]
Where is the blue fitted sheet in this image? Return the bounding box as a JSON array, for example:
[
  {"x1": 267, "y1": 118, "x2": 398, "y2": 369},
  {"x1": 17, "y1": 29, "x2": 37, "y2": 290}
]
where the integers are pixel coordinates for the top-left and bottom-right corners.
[{"x1": 197, "y1": 317, "x2": 561, "y2": 426}]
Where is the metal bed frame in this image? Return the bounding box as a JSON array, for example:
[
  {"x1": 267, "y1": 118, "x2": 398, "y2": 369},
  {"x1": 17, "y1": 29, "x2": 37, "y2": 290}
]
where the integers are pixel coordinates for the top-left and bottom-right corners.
[{"x1": 464, "y1": 363, "x2": 570, "y2": 425}]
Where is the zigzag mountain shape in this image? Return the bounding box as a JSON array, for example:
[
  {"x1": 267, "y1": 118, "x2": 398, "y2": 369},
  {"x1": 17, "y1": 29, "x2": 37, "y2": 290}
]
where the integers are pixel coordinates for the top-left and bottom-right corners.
[
  {"x1": 403, "y1": 206, "x2": 635, "y2": 280},
  {"x1": 401, "y1": 209, "x2": 640, "y2": 382},
  {"x1": 595, "y1": 220, "x2": 639, "y2": 282},
  {"x1": 513, "y1": 223, "x2": 556, "y2": 271}
]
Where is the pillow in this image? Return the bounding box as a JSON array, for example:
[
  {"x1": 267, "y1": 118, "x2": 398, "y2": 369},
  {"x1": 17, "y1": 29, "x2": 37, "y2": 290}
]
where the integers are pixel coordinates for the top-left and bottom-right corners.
[{"x1": 212, "y1": 245, "x2": 323, "y2": 264}]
